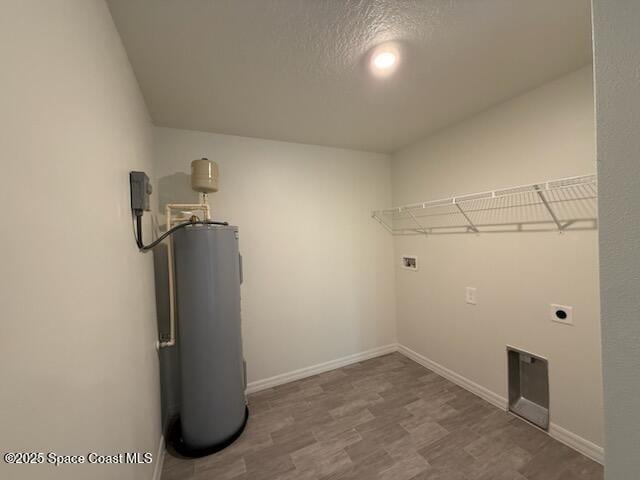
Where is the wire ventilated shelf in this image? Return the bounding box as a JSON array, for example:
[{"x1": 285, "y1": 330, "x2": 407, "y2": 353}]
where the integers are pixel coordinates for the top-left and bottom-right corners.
[{"x1": 372, "y1": 174, "x2": 597, "y2": 235}]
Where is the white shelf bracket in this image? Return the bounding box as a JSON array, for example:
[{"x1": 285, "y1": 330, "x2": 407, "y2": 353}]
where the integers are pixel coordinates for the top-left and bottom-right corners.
[
  {"x1": 372, "y1": 212, "x2": 394, "y2": 234},
  {"x1": 534, "y1": 185, "x2": 563, "y2": 231},
  {"x1": 406, "y1": 209, "x2": 429, "y2": 236},
  {"x1": 454, "y1": 202, "x2": 479, "y2": 233}
]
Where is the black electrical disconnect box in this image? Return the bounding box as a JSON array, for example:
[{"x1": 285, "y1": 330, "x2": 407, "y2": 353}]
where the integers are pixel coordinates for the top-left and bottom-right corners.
[{"x1": 130, "y1": 171, "x2": 152, "y2": 214}]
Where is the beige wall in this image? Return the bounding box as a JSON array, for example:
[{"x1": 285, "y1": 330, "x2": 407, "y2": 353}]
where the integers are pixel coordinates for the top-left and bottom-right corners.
[
  {"x1": 153, "y1": 128, "x2": 397, "y2": 386},
  {"x1": 592, "y1": 1, "x2": 640, "y2": 477},
  {"x1": 0, "y1": 1, "x2": 161, "y2": 479},
  {"x1": 391, "y1": 67, "x2": 603, "y2": 449}
]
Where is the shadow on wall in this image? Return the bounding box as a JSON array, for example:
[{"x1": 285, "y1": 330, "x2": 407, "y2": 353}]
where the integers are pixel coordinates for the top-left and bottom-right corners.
[{"x1": 158, "y1": 173, "x2": 200, "y2": 212}]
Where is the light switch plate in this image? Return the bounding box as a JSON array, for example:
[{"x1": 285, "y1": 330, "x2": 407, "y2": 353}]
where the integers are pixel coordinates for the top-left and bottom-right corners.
[
  {"x1": 466, "y1": 287, "x2": 477, "y2": 305},
  {"x1": 550, "y1": 304, "x2": 573, "y2": 325}
]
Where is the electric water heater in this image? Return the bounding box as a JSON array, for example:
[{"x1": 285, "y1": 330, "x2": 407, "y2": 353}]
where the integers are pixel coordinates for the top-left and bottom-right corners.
[{"x1": 171, "y1": 223, "x2": 247, "y2": 455}]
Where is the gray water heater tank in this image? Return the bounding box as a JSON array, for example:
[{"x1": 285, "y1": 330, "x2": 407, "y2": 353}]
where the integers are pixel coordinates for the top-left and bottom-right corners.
[{"x1": 171, "y1": 224, "x2": 247, "y2": 455}]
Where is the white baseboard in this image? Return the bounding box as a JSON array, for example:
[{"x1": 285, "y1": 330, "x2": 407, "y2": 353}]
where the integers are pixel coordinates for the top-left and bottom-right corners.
[
  {"x1": 397, "y1": 344, "x2": 507, "y2": 411},
  {"x1": 245, "y1": 343, "x2": 398, "y2": 394},
  {"x1": 151, "y1": 434, "x2": 165, "y2": 480},
  {"x1": 396, "y1": 344, "x2": 604, "y2": 465},
  {"x1": 548, "y1": 423, "x2": 604, "y2": 465}
]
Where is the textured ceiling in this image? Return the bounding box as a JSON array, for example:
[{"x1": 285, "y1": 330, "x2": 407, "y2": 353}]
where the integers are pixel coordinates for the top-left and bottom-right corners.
[{"x1": 108, "y1": 0, "x2": 592, "y2": 153}]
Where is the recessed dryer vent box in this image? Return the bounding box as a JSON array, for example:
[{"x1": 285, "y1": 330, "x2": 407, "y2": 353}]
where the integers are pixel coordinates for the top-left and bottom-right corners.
[{"x1": 507, "y1": 347, "x2": 549, "y2": 430}]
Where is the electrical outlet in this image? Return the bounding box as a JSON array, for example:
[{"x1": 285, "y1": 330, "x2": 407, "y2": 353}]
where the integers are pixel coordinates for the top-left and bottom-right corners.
[
  {"x1": 466, "y1": 287, "x2": 477, "y2": 305},
  {"x1": 551, "y1": 304, "x2": 573, "y2": 325}
]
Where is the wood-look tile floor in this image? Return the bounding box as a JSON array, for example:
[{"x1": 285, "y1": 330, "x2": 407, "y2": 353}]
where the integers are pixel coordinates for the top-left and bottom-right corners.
[{"x1": 162, "y1": 353, "x2": 603, "y2": 480}]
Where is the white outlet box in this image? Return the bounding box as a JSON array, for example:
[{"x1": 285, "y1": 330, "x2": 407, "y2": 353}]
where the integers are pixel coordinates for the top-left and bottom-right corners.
[
  {"x1": 550, "y1": 304, "x2": 573, "y2": 325},
  {"x1": 466, "y1": 287, "x2": 477, "y2": 305},
  {"x1": 401, "y1": 255, "x2": 418, "y2": 271}
]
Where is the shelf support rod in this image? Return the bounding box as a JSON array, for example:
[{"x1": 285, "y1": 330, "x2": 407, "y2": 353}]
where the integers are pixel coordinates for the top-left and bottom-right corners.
[
  {"x1": 454, "y1": 202, "x2": 479, "y2": 233},
  {"x1": 534, "y1": 186, "x2": 563, "y2": 231},
  {"x1": 406, "y1": 209, "x2": 428, "y2": 236},
  {"x1": 372, "y1": 213, "x2": 394, "y2": 234}
]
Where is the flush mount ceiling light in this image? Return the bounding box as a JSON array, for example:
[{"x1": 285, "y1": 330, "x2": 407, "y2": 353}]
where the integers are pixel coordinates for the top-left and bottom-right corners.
[
  {"x1": 373, "y1": 51, "x2": 396, "y2": 70},
  {"x1": 370, "y1": 44, "x2": 400, "y2": 77}
]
